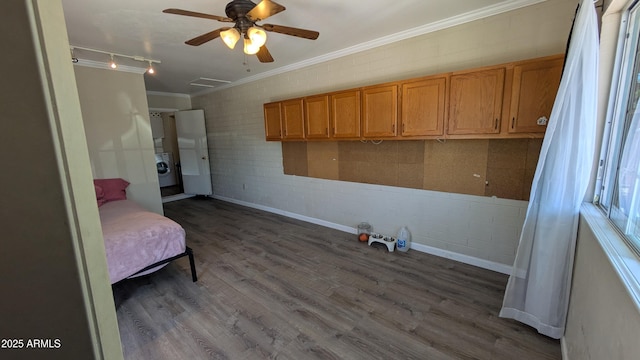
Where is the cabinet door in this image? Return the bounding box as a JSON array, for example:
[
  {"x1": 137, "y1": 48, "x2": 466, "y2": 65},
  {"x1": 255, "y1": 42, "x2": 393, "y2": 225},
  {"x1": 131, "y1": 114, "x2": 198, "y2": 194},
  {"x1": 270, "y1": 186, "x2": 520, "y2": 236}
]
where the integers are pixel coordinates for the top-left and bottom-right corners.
[
  {"x1": 263, "y1": 102, "x2": 282, "y2": 141},
  {"x1": 282, "y1": 99, "x2": 305, "y2": 140},
  {"x1": 401, "y1": 77, "x2": 446, "y2": 136},
  {"x1": 331, "y1": 90, "x2": 361, "y2": 139},
  {"x1": 448, "y1": 68, "x2": 504, "y2": 135},
  {"x1": 304, "y1": 95, "x2": 330, "y2": 139},
  {"x1": 509, "y1": 57, "x2": 563, "y2": 133},
  {"x1": 362, "y1": 84, "x2": 398, "y2": 138}
]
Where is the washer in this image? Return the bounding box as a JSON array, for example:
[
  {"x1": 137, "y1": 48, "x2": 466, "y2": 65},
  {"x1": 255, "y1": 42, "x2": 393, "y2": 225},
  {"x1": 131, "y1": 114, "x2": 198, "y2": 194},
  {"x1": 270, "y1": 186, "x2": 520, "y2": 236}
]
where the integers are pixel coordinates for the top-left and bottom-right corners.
[{"x1": 155, "y1": 152, "x2": 177, "y2": 187}]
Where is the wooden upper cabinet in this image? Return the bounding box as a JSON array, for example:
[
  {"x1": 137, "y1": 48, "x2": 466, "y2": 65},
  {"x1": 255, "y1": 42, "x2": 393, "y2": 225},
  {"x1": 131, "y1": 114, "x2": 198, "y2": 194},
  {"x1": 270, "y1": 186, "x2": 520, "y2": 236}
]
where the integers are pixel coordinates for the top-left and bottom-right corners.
[
  {"x1": 362, "y1": 84, "x2": 398, "y2": 138},
  {"x1": 304, "y1": 95, "x2": 330, "y2": 139},
  {"x1": 281, "y1": 98, "x2": 305, "y2": 140},
  {"x1": 401, "y1": 76, "x2": 447, "y2": 137},
  {"x1": 264, "y1": 102, "x2": 282, "y2": 141},
  {"x1": 264, "y1": 54, "x2": 563, "y2": 142},
  {"x1": 330, "y1": 90, "x2": 361, "y2": 139},
  {"x1": 448, "y1": 67, "x2": 505, "y2": 135},
  {"x1": 508, "y1": 56, "x2": 563, "y2": 133}
]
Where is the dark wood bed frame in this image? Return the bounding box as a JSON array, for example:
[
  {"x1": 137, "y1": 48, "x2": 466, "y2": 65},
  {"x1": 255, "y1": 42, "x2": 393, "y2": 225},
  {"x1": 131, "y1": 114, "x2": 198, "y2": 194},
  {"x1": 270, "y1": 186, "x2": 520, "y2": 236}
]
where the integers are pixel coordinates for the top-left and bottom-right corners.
[{"x1": 122, "y1": 246, "x2": 197, "y2": 283}]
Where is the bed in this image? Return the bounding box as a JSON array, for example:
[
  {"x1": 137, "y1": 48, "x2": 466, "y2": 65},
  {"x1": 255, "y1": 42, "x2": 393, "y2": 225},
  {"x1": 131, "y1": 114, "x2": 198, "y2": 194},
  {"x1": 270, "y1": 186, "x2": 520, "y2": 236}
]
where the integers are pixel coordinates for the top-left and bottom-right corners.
[{"x1": 94, "y1": 178, "x2": 197, "y2": 284}]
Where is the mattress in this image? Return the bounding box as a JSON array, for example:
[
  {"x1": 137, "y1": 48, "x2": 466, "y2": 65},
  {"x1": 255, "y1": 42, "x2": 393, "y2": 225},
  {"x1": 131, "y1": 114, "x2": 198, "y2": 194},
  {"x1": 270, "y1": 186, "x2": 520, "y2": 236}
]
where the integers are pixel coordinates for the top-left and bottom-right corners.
[{"x1": 98, "y1": 199, "x2": 186, "y2": 284}]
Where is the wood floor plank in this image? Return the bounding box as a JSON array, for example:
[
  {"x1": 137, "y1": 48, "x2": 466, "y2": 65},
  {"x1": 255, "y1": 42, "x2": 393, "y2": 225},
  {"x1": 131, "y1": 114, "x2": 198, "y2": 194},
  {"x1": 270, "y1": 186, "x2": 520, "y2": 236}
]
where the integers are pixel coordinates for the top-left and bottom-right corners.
[{"x1": 113, "y1": 197, "x2": 561, "y2": 359}]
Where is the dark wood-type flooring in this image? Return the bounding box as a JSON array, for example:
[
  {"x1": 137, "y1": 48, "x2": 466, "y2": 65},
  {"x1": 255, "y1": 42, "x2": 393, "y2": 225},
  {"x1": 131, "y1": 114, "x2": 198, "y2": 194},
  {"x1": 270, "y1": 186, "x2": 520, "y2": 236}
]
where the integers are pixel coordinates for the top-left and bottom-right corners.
[
  {"x1": 113, "y1": 197, "x2": 561, "y2": 360},
  {"x1": 160, "y1": 184, "x2": 182, "y2": 198}
]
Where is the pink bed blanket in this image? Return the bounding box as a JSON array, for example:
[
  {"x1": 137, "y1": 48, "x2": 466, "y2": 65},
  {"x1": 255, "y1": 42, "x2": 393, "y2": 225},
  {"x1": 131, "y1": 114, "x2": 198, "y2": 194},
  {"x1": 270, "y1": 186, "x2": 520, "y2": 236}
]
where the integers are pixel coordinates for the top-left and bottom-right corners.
[{"x1": 98, "y1": 200, "x2": 186, "y2": 284}]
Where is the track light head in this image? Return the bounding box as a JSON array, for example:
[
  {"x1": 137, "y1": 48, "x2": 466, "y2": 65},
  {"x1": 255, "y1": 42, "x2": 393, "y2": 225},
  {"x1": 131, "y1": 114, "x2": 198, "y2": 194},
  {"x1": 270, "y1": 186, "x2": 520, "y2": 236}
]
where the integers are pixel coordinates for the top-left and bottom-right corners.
[{"x1": 70, "y1": 47, "x2": 79, "y2": 63}]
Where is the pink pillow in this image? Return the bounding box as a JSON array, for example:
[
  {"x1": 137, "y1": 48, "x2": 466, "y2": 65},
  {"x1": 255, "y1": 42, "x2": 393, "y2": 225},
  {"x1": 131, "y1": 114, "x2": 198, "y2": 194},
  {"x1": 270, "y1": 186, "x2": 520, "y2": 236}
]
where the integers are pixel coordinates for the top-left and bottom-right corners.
[
  {"x1": 93, "y1": 178, "x2": 129, "y2": 203},
  {"x1": 94, "y1": 184, "x2": 107, "y2": 207}
]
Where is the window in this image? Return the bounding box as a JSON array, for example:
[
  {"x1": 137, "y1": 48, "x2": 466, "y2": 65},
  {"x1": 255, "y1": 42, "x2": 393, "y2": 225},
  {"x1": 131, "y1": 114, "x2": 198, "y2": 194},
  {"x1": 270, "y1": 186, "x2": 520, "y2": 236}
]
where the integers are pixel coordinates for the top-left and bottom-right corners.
[{"x1": 600, "y1": 1, "x2": 640, "y2": 253}]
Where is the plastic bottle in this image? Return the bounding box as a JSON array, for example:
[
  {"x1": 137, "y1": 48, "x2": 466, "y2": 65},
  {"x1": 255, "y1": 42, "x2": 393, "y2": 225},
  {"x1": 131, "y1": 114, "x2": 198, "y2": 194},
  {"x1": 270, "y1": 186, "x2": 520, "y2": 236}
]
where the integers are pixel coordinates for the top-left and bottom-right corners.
[{"x1": 396, "y1": 226, "x2": 411, "y2": 252}]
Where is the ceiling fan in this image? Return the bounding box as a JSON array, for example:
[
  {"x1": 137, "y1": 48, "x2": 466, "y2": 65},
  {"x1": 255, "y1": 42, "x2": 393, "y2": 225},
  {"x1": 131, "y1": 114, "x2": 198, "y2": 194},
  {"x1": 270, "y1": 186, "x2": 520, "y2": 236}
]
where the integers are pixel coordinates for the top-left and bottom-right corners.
[{"x1": 163, "y1": 0, "x2": 319, "y2": 63}]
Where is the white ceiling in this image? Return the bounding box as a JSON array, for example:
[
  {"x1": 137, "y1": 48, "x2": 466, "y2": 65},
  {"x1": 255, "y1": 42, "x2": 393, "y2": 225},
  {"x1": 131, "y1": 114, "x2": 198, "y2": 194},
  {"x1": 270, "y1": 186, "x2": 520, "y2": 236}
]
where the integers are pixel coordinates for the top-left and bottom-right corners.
[{"x1": 61, "y1": 0, "x2": 545, "y2": 95}]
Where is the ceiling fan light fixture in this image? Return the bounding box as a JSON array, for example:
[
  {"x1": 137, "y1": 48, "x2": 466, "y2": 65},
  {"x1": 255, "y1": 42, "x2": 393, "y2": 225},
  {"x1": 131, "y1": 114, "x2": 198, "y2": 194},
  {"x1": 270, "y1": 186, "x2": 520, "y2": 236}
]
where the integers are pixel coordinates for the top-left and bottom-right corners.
[
  {"x1": 243, "y1": 38, "x2": 260, "y2": 55},
  {"x1": 163, "y1": 2, "x2": 318, "y2": 63},
  {"x1": 247, "y1": 26, "x2": 267, "y2": 48},
  {"x1": 220, "y1": 28, "x2": 241, "y2": 49}
]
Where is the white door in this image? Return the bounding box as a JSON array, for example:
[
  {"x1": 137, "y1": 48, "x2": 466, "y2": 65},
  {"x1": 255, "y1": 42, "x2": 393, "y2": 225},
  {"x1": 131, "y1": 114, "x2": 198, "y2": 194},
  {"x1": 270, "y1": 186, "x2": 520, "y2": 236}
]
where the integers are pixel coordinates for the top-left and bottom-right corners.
[{"x1": 175, "y1": 109, "x2": 212, "y2": 195}]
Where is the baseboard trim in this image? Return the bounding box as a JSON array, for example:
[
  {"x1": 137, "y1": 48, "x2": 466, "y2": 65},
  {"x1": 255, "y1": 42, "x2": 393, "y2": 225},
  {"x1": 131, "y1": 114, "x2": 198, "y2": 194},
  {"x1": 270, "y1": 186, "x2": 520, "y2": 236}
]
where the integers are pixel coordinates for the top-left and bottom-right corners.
[
  {"x1": 410, "y1": 242, "x2": 513, "y2": 275},
  {"x1": 213, "y1": 195, "x2": 356, "y2": 234},
  {"x1": 213, "y1": 195, "x2": 513, "y2": 275},
  {"x1": 162, "y1": 193, "x2": 195, "y2": 203}
]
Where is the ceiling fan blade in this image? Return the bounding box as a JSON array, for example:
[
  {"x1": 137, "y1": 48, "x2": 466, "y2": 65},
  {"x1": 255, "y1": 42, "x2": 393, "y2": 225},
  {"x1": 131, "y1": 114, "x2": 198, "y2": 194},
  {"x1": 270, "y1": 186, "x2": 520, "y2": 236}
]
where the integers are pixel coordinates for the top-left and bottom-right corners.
[
  {"x1": 262, "y1": 24, "x2": 319, "y2": 40},
  {"x1": 163, "y1": 8, "x2": 233, "y2": 23},
  {"x1": 246, "y1": 0, "x2": 286, "y2": 22},
  {"x1": 185, "y1": 28, "x2": 229, "y2": 46},
  {"x1": 256, "y1": 45, "x2": 274, "y2": 63}
]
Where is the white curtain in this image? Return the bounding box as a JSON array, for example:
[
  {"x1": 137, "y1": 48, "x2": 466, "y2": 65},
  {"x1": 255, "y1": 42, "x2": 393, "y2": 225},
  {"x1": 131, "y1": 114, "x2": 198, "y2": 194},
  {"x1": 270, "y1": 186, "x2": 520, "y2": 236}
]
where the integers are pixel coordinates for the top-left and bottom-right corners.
[{"x1": 499, "y1": 0, "x2": 599, "y2": 339}]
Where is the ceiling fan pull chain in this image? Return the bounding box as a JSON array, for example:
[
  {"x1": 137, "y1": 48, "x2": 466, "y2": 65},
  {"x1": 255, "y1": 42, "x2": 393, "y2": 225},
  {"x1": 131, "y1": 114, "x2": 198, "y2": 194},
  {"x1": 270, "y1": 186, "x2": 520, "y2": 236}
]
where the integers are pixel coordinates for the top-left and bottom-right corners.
[{"x1": 243, "y1": 53, "x2": 251, "y2": 72}]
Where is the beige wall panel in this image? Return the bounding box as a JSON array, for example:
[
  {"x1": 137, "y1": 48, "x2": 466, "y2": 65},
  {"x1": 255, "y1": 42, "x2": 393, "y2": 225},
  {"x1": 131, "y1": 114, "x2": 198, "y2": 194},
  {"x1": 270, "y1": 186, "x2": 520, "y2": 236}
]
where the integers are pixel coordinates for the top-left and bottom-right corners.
[
  {"x1": 307, "y1": 142, "x2": 339, "y2": 180},
  {"x1": 424, "y1": 140, "x2": 489, "y2": 195},
  {"x1": 282, "y1": 142, "x2": 308, "y2": 176},
  {"x1": 485, "y1": 139, "x2": 528, "y2": 199},
  {"x1": 398, "y1": 163, "x2": 424, "y2": 189}
]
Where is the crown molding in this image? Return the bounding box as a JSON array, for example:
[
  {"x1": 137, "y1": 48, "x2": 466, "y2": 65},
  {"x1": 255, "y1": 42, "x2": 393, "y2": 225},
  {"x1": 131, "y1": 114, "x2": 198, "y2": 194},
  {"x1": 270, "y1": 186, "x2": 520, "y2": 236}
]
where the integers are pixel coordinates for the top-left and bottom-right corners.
[
  {"x1": 146, "y1": 91, "x2": 191, "y2": 98},
  {"x1": 148, "y1": 107, "x2": 179, "y2": 112},
  {"x1": 191, "y1": 0, "x2": 546, "y2": 97}
]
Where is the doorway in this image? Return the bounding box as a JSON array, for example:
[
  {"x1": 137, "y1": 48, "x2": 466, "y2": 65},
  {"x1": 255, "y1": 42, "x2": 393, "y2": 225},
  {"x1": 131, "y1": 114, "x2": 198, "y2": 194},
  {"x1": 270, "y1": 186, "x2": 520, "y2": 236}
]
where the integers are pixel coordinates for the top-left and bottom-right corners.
[
  {"x1": 150, "y1": 110, "x2": 185, "y2": 201},
  {"x1": 150, "y1": 109, "x2": 212, "y2": 202}
]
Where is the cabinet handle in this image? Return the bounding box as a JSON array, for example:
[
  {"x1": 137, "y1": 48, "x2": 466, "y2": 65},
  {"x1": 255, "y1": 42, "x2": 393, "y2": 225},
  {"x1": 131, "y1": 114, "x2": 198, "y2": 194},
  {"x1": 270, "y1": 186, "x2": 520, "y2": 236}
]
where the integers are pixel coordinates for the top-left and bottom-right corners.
[
  {"x1": 392, "y1": 124, "x2": 395, "y2": 133},
  {"x1": 494, "y1": 118, "x2": 498, "y2": 130},
  {"x1": 511, "y1": 117, "x2": 515, "y2": 129},
  {"x1": 402, "y1": 123, "x2": 405, "y2": 134}
]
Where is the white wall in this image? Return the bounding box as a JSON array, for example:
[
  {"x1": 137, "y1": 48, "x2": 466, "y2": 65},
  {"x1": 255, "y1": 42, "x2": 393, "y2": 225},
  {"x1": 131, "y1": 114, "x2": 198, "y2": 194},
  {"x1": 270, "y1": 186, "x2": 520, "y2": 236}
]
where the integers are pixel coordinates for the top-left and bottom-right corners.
[
  {"x1": 191, "y1": 0, "x2": 578, "y2": 270},
  {"x1": 75, "y1": 66, "x2": 163, "y2": 214},
  {"x1": 147, "y1": 91, "x2": 192, "y2": 111}
]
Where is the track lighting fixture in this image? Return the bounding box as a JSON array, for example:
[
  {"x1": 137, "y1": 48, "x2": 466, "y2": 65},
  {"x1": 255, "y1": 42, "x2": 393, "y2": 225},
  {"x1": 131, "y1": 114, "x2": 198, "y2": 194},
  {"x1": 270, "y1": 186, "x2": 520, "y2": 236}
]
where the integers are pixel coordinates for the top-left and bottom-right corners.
[
  {"x1": 70, "y1": 45, "x2": 161, "y2": 73},
  {"x1": 70, "y1": 47, "x2": 78, "y2": 63},
  {"x1": 109, "y1": 54, "x2": 117, "y2": 69}
]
